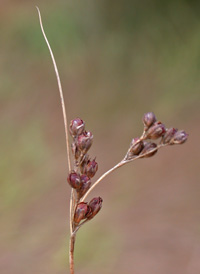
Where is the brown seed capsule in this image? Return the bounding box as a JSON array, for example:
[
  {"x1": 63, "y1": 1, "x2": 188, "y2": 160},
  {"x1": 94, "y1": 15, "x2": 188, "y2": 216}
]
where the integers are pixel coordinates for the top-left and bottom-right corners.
[
  {"x1": 171, "y1": 130, "x2": 188, "y2": 144},
  {"x1": 67, "y1": 172, "x2": 81, "y2": 189},
  {"x1": 146, "y1": 121, "x2": 166, "y2": 139},
  {"x1": 88, "y1": 197, "x2": 103, "y2": 220},
  {"x1": 129, "y1": 138, "x2": 144, "y2": 156},
  {"x1": 76, "y1": 131, "x2": 93, "y2": 153},
  {"x1": 74, "y1": 202, "x2": 91, "y2": 225},
  {"x1": 77, "y1": 175, "x2": 91, "y2": 198},
  {"x1": 84, "y1": 159, "x2": 98, "y2": 178},
  {"x1": 162, "y1": 128, "x2": 178, "y2": 144},
  {"x1": 143, "y1": 112, "x2": 157, "y2": 129},
  {"x1": 69, "y1": 118, "x2": 85, "y2": 137},
  {"x1": 140, "y1": 142, "x2": 157, "y2": 158}
]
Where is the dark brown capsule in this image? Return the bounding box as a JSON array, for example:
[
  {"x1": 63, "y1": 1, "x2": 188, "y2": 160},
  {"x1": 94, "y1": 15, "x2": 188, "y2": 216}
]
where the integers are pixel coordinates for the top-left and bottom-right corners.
[
  {"x1": 76, "y1": 131, "x2": 93, "y2": 153},
  {"x1": 146, "y1": 121, "x2": 166, "y2": 139},
  {"x1": 67, "y1": 172, "x2": 81, "y2": 189},
  {"x1": 143, "y1": 112, "x2": 157, "y2": 129},
  {"x1": 140, "y1": 142, "x2": 157, "y2": 158},
  {"x1": 172, "y1": 130, "x2": 188, "y2": 144},
  {"x1": 88, "y1": 197, "x2": 103, "y2": 220},
  {"x1": 162, "y1": 128, "x2": 178, "y2": 144},
  {"x1": 77, "y1": 174, "x2": 91, "y2": 198},
  {"x1": 84, "y1": 159, "x2": 98, "y2": 178},
  {"x1": 129, "y1": 138, "x2": 144, "y2": 156},
  {"x1": 69, "y1": 118, "x2": 85, "y2": 137},
  {"x1": 74, "y1": 202, "x2": 91, "y2": 225}
]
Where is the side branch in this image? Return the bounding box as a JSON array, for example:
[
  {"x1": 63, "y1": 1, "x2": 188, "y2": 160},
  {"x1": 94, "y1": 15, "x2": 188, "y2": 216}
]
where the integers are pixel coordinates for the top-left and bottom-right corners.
[
  {"x1": 80, "y1": 161, "x2": 125, "y2": 202},
  {"x1": 81, "y1": 143, "x2": 167, "y2": 202}
]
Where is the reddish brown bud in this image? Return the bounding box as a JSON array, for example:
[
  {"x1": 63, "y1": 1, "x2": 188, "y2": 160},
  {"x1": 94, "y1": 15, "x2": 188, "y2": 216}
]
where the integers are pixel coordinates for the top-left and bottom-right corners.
[
  {"x1": 141, "y1": 142, "x2": 157, "y2": 158},
  {"x1": 67, "y1": 172, "x2": 81, "y2": 189},
  {"x1": 69, "y1": 118, "x2": 85, "y2": 137},
  {"x1": 84, "y1": 159, "x2": 98, "y2": 178},
  {"x1": 74, "y1": 202, "x2": 91, "y2": 225},
  {"x1": 76, "y1": 131, "x2": 93, "y2": 153},
  {"x1": 162, "y1": 128, "x2": 178, "y2": 144},
  {"x1": 146, "y1": 122, "x2": 166, "y2": 139},
  {"x1": 172, "y1": 130, "x2": 188, "y2": 144},
  {"x1": 143, "y1": 112, "x2": 157, "y2": 129},
  {"x1": 129, "y1": 138, "x2": 144, "y2": 155},
  {"x1": 88, "y1": 197, "x2": 103, "y2": 219},
  {"x1": 77, "y1": 175, "x2": 91, "y2": 198}
]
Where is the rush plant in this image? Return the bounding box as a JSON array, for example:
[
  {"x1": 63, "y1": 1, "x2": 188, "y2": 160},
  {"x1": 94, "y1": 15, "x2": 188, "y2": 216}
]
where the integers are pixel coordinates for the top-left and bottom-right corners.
[{"x1": 36, "y1": 8, "x2": 188, "y2": 274}]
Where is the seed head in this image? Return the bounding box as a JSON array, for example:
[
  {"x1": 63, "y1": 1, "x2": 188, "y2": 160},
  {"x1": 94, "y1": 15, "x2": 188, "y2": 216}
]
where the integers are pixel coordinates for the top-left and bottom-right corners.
[
  {"x1": 172, "y1": 130, "x2": 188, "y2": 144},
  {"x1": 162, "y1": 127, "x2": 178, "y2": 144},
  {"x1": 74, "y1": 202, "x2": 91, "y2": 225},
  {"x1": 145, "y1": 121, "x2": 166, "y2": 139},
  {"x1": 129, "y1": 138, "x2": 144, "y2": 156},
  {"x1": 143, "y1": 112, "x2": 157, "y2": 129},
  {"x1": 88, "y1": 197, "x2": 103, "y2": 219},
  {"x1": 77, "y1": 174, "x2": 91, "y2": 198},
  {"x1": 141, "y1": 142, "x2": 157, "y2": 158},
  {"x1": 67, "y1": 172, "x2": 81, "y2": 189},
  {"x1": 84, "y1": 159, "x2": 98, "y2": 178},
  {"x1": 69, "y1": 118, "x2": 85, "y2": 137},
  {"x1": 76, "y1": 131, "x2": 93, "y2": 153}
]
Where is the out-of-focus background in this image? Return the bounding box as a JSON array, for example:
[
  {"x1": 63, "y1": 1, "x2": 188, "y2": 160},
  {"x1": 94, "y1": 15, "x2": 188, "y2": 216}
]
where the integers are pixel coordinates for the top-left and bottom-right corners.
[{"x1": 0, "y1": 1, "x2": 199, "y2": 273}]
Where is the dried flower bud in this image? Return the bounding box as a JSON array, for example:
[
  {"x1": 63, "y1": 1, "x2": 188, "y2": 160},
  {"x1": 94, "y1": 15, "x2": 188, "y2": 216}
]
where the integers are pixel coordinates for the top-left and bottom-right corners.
[
  {"x1": 162, "y1": 128, "x2": 178, "y2": 144},
  {"x1": 71, "y1": 142, "x2": 81, "y2": 160},
  {"x1": 129, "y1": 138, "x2": 144, "y2": 156},
  {"x1": 77, "y1": 175, "x2": 91, "y2": 198},
  {"x1": 141, "y1": 142, "x2": 157, "y2": 158},
  {"x1": 76, "y1": 131, "x2": 93, "y2": 153},
  {"x1": 146, "y1": 121, "x2": 166, "y2": 139},
  {"x1": 84, "y1": 159, "x2": 98, "y2": 178},
  {"x1": 69, "y1": 118, "x2": 85, "y2": 137},
  {"x1": 67, "y1": 172, "x2": 81, "y2": 189},
  {"x1": 88, "y1": 197, "x2": 103, "y2": 219},
  {"x1": 171, "y1": 130, "x2": 188, "y2": 144},
  {"x1": 143, "y1": 112, "x2": 157, "y2": 129},
  {"x1": 74, "y1": 202, "x2": 91, "y2": 225}
]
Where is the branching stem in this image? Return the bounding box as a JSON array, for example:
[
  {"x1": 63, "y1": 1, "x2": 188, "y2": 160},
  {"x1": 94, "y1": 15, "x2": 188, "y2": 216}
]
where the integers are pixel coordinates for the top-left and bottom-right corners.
[{"x1": 36, "y1": 8, "x2": 174, "y2": 274}]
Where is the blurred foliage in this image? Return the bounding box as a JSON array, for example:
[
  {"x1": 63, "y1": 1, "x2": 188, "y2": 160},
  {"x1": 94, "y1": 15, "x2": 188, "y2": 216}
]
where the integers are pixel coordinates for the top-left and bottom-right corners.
[{"x1": 0, "y1": 1, "x2": 199, "y2": 273}]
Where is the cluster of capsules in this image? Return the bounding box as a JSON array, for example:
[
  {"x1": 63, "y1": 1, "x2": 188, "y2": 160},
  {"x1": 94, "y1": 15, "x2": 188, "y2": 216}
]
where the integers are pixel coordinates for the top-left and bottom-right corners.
[
  {"x1": 67, "y1": 113, "x2": 188, "y2": 227},
  {"x1": 126, "y1": 112, "x2": 188, "y2": 160},
  {"x1": 68, "y1": 118, "x2": 102, "y2": 226}
]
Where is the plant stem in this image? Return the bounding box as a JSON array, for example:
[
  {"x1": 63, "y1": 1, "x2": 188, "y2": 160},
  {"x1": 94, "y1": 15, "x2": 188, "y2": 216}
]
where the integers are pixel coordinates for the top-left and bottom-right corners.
[
  {"x1": 36, "y1": 7, "x2": 73, "y2": 272},
  {"x1": 69, "y1": 233, "x2": 76, "y2": 274}
]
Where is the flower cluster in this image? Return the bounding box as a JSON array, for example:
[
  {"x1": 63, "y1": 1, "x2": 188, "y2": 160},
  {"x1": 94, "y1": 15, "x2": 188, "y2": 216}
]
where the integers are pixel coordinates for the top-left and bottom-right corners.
[
  {"x1": 68, "y1": 118, "x2": 103, "y2": 228},
  {"x1": 67, "y1": 114, "x2": 188, "y2": 230},
  {"x1": 126, "y1": 112, "x2": 188, "y2": 160}
]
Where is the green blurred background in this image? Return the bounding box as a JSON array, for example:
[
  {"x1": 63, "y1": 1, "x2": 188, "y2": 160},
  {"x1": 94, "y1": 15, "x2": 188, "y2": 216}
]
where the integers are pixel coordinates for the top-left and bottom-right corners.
[{"x1": 0, "y1": 1, "x2": 199, "y2": 273}]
